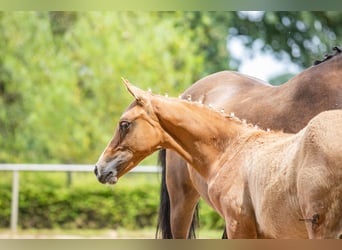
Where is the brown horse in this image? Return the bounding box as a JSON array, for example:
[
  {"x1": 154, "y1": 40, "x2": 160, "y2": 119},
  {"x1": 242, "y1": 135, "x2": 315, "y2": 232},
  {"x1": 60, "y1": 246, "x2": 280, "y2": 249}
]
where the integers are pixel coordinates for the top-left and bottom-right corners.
[
  {"x1": 157, "y1": 47, "x2": 342, "y2": 238},
  {"x1": 94, "y1": 80, "x2": 342, "y2": 238}
]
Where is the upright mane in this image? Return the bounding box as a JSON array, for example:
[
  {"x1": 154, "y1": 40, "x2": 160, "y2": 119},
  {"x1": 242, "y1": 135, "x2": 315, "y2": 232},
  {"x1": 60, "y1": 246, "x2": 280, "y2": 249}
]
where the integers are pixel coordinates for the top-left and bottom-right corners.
[
  {"x1": 178, "y1": 94, "x2": 272, "y2": 133},
  {"x1": 313, "y1": 46, "x2": 342, "y2": 65}
]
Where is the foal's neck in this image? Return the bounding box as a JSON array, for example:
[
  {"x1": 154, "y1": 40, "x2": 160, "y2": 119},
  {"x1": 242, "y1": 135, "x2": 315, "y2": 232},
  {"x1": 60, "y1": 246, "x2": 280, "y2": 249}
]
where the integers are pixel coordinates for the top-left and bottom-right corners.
[{"x1": 152, "y1": 96, "x2": 252, "y2": 179}]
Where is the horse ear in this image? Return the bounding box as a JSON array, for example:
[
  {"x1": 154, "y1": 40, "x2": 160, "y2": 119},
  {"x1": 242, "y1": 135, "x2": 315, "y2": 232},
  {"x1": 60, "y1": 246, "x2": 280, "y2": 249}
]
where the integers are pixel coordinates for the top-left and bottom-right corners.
[{"x1": 121, "y1": 78, "x2": 148, "y2": 105}]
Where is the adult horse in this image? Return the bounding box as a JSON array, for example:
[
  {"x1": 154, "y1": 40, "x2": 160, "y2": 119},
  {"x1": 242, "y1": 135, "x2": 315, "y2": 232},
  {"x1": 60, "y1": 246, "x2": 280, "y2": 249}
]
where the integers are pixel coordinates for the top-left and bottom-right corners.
[
  {"x1": 157, "y1": 47, "x2": 342, "y2": 238},
  {"x1": 94, "y1": 80, "x2": 342, "y2": 238}
]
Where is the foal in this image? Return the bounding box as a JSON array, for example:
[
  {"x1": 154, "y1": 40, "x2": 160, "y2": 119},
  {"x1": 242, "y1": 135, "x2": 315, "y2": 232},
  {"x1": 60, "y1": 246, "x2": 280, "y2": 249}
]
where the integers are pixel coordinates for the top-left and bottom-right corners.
[
  {"x1": 94, "y1": 80, "x2": 342, "y2": 239},
  {"x1": 160, "y1": 47, "x2": 342, "y2": 238}
]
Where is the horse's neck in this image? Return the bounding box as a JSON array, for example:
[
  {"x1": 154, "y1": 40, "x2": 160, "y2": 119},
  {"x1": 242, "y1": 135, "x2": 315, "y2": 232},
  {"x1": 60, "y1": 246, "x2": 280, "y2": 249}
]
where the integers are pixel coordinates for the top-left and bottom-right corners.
[{"x1": 152, "y1": 97, "x2": 247, "y2": 179}]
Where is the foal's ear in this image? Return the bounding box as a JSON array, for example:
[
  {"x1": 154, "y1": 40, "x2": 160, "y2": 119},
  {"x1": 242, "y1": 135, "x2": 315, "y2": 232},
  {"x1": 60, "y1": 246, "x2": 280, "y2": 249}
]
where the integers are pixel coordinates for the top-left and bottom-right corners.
[{"x1": 122, "y1": 78, "x2": 148, "y2": 105}]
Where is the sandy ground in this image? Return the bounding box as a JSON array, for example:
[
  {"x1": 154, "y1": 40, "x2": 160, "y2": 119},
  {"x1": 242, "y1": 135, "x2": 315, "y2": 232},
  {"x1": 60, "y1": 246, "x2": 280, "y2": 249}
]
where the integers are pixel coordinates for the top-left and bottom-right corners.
[
  {"x1": 0, "y1": 228, "x2": 220, "y2": 239},
  {"x1": 0, "y1": 230, "x2": 118, "y2": 239},
  {"x1": 0, "y1": 229, "x2": 160, "y2": 239}
]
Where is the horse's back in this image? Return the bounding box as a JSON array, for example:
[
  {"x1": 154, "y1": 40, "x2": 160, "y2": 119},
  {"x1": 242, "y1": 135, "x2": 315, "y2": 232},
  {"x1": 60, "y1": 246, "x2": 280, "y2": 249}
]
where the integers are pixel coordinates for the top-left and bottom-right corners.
[
  {"x1": 181, "y1": 71, "x2": 271, "y2": 110},
  {"x1": 183, "y1": 71, "x2": 269, "y2": 95}
]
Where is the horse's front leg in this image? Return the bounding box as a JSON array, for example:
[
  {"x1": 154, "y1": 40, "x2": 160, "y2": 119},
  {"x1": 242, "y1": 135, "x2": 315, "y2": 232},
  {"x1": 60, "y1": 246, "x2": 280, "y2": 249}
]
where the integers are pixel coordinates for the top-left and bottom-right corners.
[
  {"x1": 224, "y1": 215, "x2": 258, "y2": 239},
  {"x1": 169, "y1": 190, "x2": 200, "y2": 239},
  {"x1": 210, "y1": 174, "x2": 258, "y2": 239},
  {"x1": 223, "y1": 195, "x2": 258, "y2": 238},
  {"x1": 166, "y1": 151, "x2": 200, "y2": 239}
]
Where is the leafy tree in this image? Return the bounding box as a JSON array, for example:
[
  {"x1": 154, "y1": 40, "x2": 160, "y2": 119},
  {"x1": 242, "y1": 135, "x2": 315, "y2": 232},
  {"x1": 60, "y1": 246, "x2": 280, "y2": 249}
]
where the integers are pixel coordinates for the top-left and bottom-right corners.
[
  {"x1": 0, "y1": 12, "x2": 205, "y2": 163},
  {"x1": 228, "y1": 11, "x2": 342, "y2": 68},
  {"x1": 156, "y1": 12, "x2": 234, "y2": 76},
  {"x1": 158, "y1": 12, "x2": 342, "y2": 73}
]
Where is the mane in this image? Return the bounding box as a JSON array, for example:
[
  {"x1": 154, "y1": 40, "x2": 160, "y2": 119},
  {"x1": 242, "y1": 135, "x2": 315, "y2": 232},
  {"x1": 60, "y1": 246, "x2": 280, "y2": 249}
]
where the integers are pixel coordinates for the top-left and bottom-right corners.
[
  {"x1": 158, "y1": 93, "x2": 272, "y2": 133},
  {"x1": 313, "y1": 46, "x2": 342, "y2": 65}
]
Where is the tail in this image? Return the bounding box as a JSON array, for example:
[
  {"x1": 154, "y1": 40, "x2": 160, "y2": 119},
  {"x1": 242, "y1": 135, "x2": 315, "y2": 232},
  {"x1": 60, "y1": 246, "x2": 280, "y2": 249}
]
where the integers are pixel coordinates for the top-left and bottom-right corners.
[
  {"x1": 155, "y1": 149, "x2": 172, "y2": 238},
  {"x1": 222, "y1": 228, "x2": 228, "y2": 239},
  {"x1": 155, "y1": 149, "x2": 199, "y2": 239}
]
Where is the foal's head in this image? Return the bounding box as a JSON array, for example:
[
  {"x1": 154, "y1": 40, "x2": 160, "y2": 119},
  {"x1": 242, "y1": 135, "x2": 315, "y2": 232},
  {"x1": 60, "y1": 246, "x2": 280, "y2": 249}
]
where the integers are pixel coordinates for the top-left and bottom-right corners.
[{"x1": 94, "y1": 80, "x2": 164, "y2": 184}]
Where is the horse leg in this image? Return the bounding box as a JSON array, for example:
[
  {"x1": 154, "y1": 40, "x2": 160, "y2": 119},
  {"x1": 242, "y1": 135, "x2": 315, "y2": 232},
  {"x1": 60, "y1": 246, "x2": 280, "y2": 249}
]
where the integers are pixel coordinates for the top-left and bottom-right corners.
[
  {"x1": 217, "y1": 201, "x2": 258, "y2": 238},
  {"x1": 223, "y1": 212, "x2": 258, "y2": 239},
  {"x1": 210, "y1": 176, "x2": 258, "y2": 239},
  {"x1": 166, "y1": 150, "x2": 200, "y2": 238}
]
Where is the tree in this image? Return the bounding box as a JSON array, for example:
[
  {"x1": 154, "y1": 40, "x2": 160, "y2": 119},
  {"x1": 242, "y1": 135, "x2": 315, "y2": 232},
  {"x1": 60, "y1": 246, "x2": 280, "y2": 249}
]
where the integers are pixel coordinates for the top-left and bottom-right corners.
[
  {"x1": 156, "y1": 12, "x2": 234, "y2": 76},
  {"x1": 0, "y1": 12, "x2": 206, "y2": 163},
  {"x1": 159, "y1": 12, "x2": 342, "y2": 74},
  {"x1": 228, "y1": 11, "x2": 342, "y2": 68}
]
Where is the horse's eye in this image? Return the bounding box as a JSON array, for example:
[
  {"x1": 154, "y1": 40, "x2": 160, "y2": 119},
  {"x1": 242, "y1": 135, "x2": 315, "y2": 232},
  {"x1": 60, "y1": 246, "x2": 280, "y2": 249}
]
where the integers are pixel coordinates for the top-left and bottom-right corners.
[{"x1": 119, "y1": 121, "x2": 131, "y2": 131}]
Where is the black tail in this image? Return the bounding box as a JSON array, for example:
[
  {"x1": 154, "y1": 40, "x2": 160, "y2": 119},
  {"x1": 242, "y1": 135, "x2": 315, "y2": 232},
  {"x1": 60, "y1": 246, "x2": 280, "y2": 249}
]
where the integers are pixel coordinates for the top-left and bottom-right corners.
[
  {"x1": 155, "y1": 149, "x2": 199, "y2": 239},
  {"x1": 222, "y1": 228, "x2": 228, "y2": 239}
]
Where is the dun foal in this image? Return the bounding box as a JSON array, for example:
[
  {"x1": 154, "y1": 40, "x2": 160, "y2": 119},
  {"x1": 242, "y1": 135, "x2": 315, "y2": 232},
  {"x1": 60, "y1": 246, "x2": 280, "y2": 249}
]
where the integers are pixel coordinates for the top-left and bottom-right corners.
[
  {"x1": 159, "y1": 47, "x2": 342, "y2": 238},
  {"x1": 94, "y1": 80, "x2": 342, "y2": 239}
]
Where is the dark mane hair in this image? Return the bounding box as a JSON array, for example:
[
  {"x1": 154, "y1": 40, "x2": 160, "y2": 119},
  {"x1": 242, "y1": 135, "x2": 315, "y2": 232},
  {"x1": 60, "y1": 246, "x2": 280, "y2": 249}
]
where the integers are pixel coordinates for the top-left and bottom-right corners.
[{"x1": 314, "y1": 46, "x2": 342, "y2": 65}]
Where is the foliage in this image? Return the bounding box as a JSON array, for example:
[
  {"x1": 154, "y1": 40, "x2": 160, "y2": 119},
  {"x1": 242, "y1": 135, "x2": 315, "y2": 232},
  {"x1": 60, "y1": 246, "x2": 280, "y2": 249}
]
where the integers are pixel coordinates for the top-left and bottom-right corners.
[
  {"x1": 0, "y1": 172, "x2": 220, "y2": 230},
  {"x1": 229, "y1": 11, "x2": 342, "y2": 68},
  {"x1": 198, "y1": 201, "x2": 225, "y2": 230},
  {"x1": 156, "y1": 12, "x2": 235, "y2": 75},
  {"x1": 0, "y1": 12, "x2": 205, "y2": 164}
]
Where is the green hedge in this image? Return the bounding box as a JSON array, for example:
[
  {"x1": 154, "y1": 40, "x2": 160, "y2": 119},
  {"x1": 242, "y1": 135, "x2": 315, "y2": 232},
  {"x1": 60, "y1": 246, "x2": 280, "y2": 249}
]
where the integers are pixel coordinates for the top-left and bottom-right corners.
[{"x1": 0, "y1": 172, "x2": 223, "y2": 230}]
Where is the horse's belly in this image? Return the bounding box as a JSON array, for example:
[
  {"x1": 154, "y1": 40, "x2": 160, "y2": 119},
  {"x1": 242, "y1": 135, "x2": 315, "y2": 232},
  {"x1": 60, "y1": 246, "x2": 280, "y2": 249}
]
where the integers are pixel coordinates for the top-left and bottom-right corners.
[
  {"x1": 247, "y1": 137, "x2": 309, "y2": 238},
  {"x1": 254, "y1": 195, "x2": 308, "y2": 238}
]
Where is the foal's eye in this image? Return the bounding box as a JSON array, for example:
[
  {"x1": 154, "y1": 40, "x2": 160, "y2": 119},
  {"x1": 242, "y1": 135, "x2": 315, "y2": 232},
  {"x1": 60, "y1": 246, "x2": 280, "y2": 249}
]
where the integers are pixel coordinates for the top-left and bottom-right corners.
[{"x1": 119, "y1": 121, "x2": 131, "y2": 131}]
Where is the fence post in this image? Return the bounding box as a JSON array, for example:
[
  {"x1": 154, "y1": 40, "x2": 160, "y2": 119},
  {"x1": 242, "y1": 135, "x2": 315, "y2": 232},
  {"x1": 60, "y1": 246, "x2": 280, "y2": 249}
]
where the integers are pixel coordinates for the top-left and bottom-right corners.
[{"x1": 10, "y1": 170, "x2": 19, "y2": 233}]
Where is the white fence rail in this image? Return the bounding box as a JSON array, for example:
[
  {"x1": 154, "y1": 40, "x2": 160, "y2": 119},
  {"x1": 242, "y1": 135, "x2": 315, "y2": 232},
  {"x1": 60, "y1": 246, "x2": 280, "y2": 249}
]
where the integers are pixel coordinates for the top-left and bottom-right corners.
[{"x1": 0, "y1": 164, "x2": 160, "y2": 233}]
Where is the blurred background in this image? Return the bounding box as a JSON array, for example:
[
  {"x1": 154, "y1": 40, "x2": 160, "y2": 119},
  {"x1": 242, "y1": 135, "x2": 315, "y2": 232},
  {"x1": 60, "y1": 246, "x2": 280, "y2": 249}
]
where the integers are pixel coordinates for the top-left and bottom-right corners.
[{"x1": 0, "y1": 11, "x2": 341, "y2": 238}]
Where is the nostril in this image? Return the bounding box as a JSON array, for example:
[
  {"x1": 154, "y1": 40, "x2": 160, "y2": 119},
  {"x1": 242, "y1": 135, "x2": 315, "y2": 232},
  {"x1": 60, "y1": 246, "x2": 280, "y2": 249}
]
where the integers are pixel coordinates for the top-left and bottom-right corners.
[{"x1": 94, "y1": 166, "x2": 98, "y2": 176}]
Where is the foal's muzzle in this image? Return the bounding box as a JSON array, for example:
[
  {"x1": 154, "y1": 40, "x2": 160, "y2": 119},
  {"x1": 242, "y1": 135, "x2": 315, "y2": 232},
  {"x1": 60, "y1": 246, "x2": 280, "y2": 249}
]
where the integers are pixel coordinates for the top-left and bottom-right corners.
[{"x1": 94, "y1": 165, "x2": 118, "y2": 184}]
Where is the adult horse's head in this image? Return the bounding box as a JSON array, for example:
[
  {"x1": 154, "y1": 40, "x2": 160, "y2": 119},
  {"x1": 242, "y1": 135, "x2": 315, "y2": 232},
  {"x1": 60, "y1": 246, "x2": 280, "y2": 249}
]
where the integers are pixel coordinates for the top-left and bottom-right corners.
[{"x1": 94, "y1": 79, "x2": 164, "y2": 184}]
